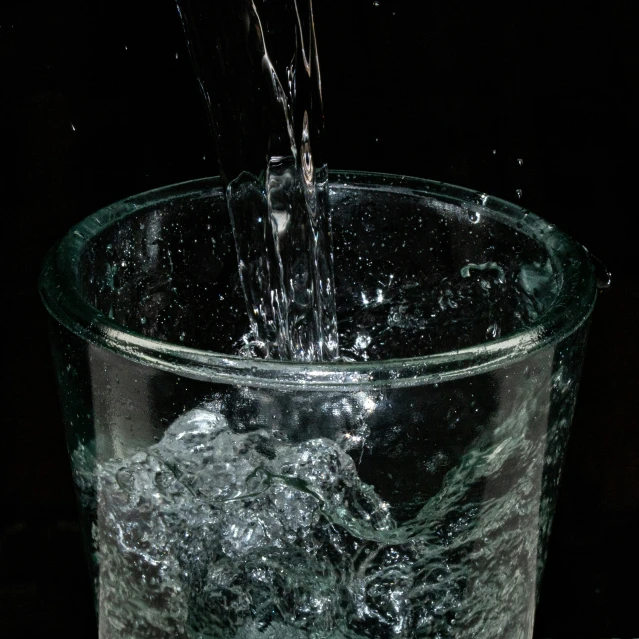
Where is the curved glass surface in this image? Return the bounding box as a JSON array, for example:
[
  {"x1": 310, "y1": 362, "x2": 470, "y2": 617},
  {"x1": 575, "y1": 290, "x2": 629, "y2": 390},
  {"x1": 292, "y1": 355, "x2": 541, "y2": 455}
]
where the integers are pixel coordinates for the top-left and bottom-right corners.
[{"x1": 39, "y1": 171, "x2": 596, "y2": 389}]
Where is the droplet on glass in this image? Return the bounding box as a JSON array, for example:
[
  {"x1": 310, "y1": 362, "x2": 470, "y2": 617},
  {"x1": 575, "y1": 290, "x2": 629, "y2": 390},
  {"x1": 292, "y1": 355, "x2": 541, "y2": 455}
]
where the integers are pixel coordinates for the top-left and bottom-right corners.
[
  {"x1": 516, "y1": 189, "x2": 523, "y2": 199},
  {"x1": 468, "y1": 210, "x2": 481, "y2": 224},
  {"x1": 486, "y1": 322, "x2": 501, "y2": 339}
]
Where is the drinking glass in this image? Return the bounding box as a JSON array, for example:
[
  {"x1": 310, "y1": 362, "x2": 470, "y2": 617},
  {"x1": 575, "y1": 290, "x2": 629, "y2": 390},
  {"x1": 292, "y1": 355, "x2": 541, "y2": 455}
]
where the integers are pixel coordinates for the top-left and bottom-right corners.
[{"x1": 40, "y1": 171, "x2": 598, "y2": 638}]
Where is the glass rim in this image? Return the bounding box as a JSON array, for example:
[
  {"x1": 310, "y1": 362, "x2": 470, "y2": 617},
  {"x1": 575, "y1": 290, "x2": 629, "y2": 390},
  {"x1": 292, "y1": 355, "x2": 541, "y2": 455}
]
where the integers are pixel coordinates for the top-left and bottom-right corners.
[{"x1": 39, "y1": 170, "x2": 597, "y2": 389}]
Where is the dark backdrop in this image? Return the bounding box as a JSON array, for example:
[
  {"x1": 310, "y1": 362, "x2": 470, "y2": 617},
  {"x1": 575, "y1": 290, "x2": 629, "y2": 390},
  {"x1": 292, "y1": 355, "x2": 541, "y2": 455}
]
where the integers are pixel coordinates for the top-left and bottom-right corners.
[{"x1": 1, "y1": 1, "x2": 637, "y2": 637}]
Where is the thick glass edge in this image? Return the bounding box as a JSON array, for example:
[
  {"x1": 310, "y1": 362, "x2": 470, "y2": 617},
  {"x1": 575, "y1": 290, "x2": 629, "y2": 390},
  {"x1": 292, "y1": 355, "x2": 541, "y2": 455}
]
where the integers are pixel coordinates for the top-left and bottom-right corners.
[{"x1": 39, "y1": 171, "x2": 598, "y2": 390}]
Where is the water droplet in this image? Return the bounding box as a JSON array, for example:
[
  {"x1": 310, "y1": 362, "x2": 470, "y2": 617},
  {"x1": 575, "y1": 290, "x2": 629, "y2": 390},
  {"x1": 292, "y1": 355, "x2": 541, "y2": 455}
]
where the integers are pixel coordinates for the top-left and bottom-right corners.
[
  {"x1": 479, "y1": 193, "x2": 488, "y2": 205},
  {"x1": 492, "y1": 149, "x2": 497, "y2": 155},
  {"x1": 517, "y1": 158, "x2": 524, "y2": 166},
  {"x1": 373, "y1": 0, "x2": 380, "y2": 6},
  {"x1": 179, "y1": 332, "x2": 186, "y2": 342},
  {"x1": 585, "y1": 249, "x2": 612, "y2": 290},
  {"x1": 516, "y1": 189, "x2": 523, "y2": 199},
  {"x1": 468, "y1": 210, "x2": 481, "y2": 224},
  {"x1": 486, "y1": 322, "x2": 501, "y2": 339},
  {"x1": 354, "y1": 332, "x2": 372, "y2": 350},
  {"x1": 70, "y1": 121, "x2": 76, "y2": 132}
]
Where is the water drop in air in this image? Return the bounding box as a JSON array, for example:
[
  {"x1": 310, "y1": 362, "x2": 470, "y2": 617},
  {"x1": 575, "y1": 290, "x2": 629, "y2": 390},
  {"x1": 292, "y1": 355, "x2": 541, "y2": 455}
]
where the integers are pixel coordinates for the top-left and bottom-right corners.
[{"x1": 354, "y1": 333, "x2": 372, "y2": 350}]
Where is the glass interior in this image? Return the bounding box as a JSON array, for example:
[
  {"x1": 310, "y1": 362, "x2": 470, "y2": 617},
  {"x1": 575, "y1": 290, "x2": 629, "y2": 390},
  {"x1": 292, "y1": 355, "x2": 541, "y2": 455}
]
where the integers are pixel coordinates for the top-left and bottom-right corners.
[{"x1": 41, "y1": 171, "x2": 596, "y2": 386}]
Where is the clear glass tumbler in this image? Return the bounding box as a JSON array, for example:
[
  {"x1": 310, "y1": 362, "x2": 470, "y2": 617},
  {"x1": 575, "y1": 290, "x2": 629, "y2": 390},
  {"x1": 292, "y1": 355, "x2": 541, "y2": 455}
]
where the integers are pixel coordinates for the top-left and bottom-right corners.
[{"x1": 40, "y1": 172, "x2": 598, "y2": 639}]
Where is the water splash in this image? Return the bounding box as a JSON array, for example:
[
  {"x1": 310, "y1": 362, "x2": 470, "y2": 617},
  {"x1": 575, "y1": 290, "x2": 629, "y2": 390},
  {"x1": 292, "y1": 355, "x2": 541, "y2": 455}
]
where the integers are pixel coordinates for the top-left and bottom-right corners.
[{"x1": 77, "y1": 349, "x2": 577, "y2": 639}]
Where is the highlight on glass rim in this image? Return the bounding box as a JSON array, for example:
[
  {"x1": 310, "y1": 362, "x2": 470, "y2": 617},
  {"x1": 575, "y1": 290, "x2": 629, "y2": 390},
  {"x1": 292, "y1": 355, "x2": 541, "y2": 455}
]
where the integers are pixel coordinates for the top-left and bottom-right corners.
[{"x1": 38, "y1": 1, "x2": 607, "y2": 638}]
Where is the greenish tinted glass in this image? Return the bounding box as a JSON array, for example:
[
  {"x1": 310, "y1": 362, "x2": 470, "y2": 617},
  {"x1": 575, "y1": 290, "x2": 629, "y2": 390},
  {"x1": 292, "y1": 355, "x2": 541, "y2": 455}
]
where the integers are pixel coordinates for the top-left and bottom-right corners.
[{"x1": 40, "y1": 172, "x2": 597, "y2": 639}]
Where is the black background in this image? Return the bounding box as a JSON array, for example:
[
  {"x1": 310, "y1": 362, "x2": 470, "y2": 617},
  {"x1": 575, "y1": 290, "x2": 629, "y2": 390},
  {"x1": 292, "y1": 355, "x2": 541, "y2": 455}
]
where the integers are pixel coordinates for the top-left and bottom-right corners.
[{"x1": 1, "y1": 1, "x2": 638, "y2": 637}]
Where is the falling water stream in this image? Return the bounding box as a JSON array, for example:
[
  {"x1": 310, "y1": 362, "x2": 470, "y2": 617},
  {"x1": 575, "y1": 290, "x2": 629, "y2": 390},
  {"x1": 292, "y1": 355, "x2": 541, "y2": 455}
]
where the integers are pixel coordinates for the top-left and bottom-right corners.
[{"x1": 176, "y1": 0, "x2": 338, "y2": 361}]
